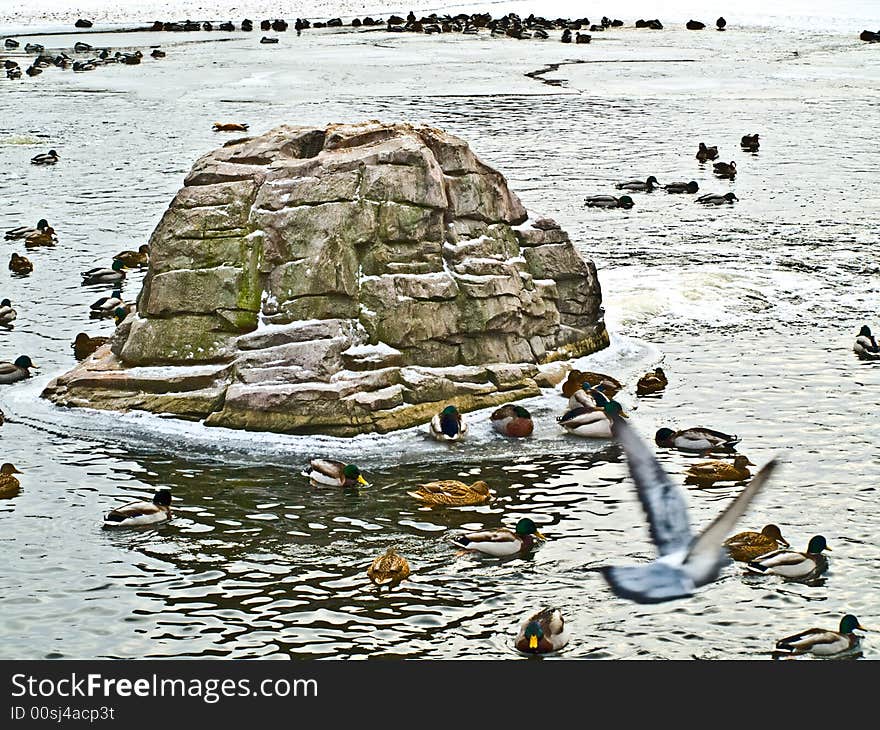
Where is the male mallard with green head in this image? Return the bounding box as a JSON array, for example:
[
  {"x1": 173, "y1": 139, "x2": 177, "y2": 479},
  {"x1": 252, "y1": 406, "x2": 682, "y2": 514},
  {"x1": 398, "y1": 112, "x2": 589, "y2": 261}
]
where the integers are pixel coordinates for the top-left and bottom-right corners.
[
  {"x1": 515, "y1": 607, "x2": 569, "y2": 655},
  {"x1": 103, "y1": 488, "x2": 172, "y2": 528},
  {"x1": 745, "y1": 535, "x2": 831, "y2": 580},
  {"x1": 303, "y1": 459, "x2": 369, "y2": 488},
  {"x1": 430, "y1": 404, "x2": 468, "y2": 442},
  {"x1": 0, "y1": 356, "x2": 38, "y2": 384},
  {"x1": 774, "y1": 614, "x2": 868, "y2": 658},
  {"x1": 450, "y1": 517, "x2": 546, "y2": 557},
  {"x1": 81, "y1": 259, "x2": 126, "y2": 286}
]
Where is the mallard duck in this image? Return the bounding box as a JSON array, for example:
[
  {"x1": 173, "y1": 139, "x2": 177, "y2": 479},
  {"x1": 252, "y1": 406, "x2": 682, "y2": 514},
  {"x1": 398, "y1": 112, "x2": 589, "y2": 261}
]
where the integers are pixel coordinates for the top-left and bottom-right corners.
[
  {"x1": 0, "y1": 299, "x2": 16, "y2": 326},
  {"x1": 113, "y1": 306, "x2": 132, "y2": 325},
  {"x1": 90, "y1": 288, "x2": 124, "y2": 317},
  {"x1": 664, "y1": 180, "x2": 700, "y2": 194},
  {"x1": 9, "y1": 253, "x2": 33, "y2": 275},
  {"x1": 302, "y1": 459, "x2": 369, "y2": 487},
  {"x1": 713, "y1": 160, "x2": 737, "y2": 177},
  {"x1": 407, "y1": 479, "x2": 491, "y2": 506},
  {"x1": 616, "y1": 176, "x2": 660, "y2": 192},
  {"x1": 636, "y1": 367, "x2": 668, "y2": 395},
  {"x1": 24, "y1": 225, "x2": 57, "y2": 247},
  {"x1": 113, "y1": 244, "x2": 149, "y2": 268},
  {"x1": 741, "y1": 133, "x2": 760, "y2": 151},
  {"x1": 655, "y1": 426, "x2": 740, "y2": 453},
  {"x1": 697, "y1": 192, "x2": 738, "y2": 205},
  {"x1": 559, "y1": 400, "x2": 624, "y2": 438},
  {"x1": 584, "y1": 195, "x2": 635, "y2": 209},
  {"x1": 0, "y1": 356, "x2": 38, "y2": 384},
  {"x1": 0, "y1": 463, "x2": 22, "y2": 499},
  {"x1": 31, "y1": 150, "x2": 59, "y2": 165},
  {"x1": 5, "y1": 218, "x2": 50, "y2": 240},
  {"x1": 450, "y1": 517, "x2": 546, "y2": 557},
  {"x1": 81, "y1": 259, "x2": 126, "y2": 285},
  {"x1": 366, "y1": 546, "x2": 411, "y2": 587},
  {"x1": 686, "y1": 19, "x2": 706, "y2": 30},
  {"x1": 685, "y1": 454, "x2": 755, "y2": 486},
  {"x1": 774, "y1": 615, "x2": 868, "y2": 658},
  {"x1": 600, "y1": 412, "x2": 779, "y2": 604},
  {"x1": 696, "y1": 142, "x2": 719, "y2": 162},
  {"x1": 430, "y1": 405, "x2": 468, "y2": 442},
  {"x1": 724, "y1": 524, "x2": 790, "y2": 562},
  {"x1": 490, "y1": 404, "x2": 534, "y2": 437},
  {"x1": 515, "y1": 607, "x2": 570, "y2": 655},
  {"x1": 716, "y1": 17, "x2": 727, "y2": 30},
  {"x1": 103, "y1": 488, "x2": 172, "y2": 528},
  {"x1": 745, "y1": 535, "x2": 831, "y2": 580},
  {"x1": 561, "y1": 370, "x2": 622, "y2": 399},
  {"x1": 854, "y1": 325, "x2": 880, "y2": 360},
  {"x1": 72, "y1": 333, "x2": 110, "y2": 361},
  {"x1": 213, "y1": 122, "x2": 249, "y2": 132}
]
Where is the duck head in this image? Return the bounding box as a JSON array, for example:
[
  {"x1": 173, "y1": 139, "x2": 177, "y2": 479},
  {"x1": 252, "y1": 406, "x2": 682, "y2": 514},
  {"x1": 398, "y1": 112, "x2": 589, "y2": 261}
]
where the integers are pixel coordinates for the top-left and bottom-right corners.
[
  {"x1": 760, "y1": 524, "x2": 789, "y2": 547},
  {"x1": 604, "y1": 399, "x2": 627, "y2": 418},
  {"x1": 859, "y1": 325, "x2": 872, "y2": 337},
  {"x1": 618, "y1": 195, "x2": 634, "y2": 208},
  {"x1": 14, "y1": 355, "x2": 37, "y2": 370},
  {"x1": 515, "y1": 518, "x2": 546, "y2": 540},
  {"x1": 733, "y1": 455, "x2": 755, "y2": 469},
  {"x1": 807, "y1": 535, "x2": 830, "y2": 554},
  {"x1": 0, "y1": 463, "x2": 22, "y2": 475},
  {"x1": 655, "y1": 427, "x2": 675, "y2": 446},
  {"x1": 37, "y1": 218, "x2": 49, "y2": 230},
  {"x1": 646, "y1": 175, "x2": 659, "y2": 186},
  {"x1": 153, "y1": 488, "x2": 172, "y2": 507},
  {"x1": 521, "y1": 621, "x2": 545, "y2": 652},
  {"x1": 0, "y1": 298, "x2": 11, "y2": 307},
  {"x1": 724, "y1": 193, "x2": 738, "y2": 202},
  {"x1": 512, "y1": 405, "x2": 531, "y2": 419},
  {"x1": 839, "y1": 615, "x2": 868, "y2": 634},
  {"x1": 343, "y1": 464, "x2": 369, "y2": 486},
  {"x1": 113, "y1": 306, "x2": 129, "y2": 324},
  {"x1": 111, "y1": 259, "x2": 126, "y2": 272}
]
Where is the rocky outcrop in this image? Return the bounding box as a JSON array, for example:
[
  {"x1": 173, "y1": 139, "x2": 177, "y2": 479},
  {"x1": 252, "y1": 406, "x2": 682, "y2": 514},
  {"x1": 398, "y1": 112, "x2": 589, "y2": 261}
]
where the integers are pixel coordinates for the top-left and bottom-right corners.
[{"x1": 43, "y1": 121, "x2": 608, "y2": 435}]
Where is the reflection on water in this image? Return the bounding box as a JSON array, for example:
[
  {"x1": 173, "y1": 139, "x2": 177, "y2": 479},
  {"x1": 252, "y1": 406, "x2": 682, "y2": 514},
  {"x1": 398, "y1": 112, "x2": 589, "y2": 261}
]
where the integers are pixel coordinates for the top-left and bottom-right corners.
[{"x1": 0, "y1": 17, "x2": 878, "y2": 659}]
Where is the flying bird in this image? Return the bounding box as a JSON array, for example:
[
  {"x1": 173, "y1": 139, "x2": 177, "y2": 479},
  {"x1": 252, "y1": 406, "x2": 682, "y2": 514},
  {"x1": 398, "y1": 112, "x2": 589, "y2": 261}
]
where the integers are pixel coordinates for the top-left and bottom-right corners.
[{"x1": 599, "y1": 415, "x2": 777, "y2": 604}]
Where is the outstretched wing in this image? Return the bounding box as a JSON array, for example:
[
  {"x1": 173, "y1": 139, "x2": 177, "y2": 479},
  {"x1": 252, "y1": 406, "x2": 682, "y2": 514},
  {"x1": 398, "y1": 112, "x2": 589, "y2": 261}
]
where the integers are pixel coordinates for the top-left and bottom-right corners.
[
  {"x1": 611, "y1": 414, "x2": 692, "y2": 556},
  {"x1": 600, "y1": 563, "x2": 696, "y2": 604}
]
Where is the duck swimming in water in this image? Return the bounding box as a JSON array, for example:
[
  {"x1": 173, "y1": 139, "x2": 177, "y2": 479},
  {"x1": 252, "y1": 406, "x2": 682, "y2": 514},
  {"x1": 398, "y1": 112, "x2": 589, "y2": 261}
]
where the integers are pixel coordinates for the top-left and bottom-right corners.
[
  {"x1": 366, "y1": 546, "x2": 411, "y2": 588},
  {"x1": 113, "y1": 244, "x2": 149, "y2": 268},
  {"x1": 90, "y1": 288, "x2": 125, "y2": 317},
  {"x1": 0, "y1": 463, "x2": 22, "y2": 499},
  {"x1": 407, "y1": 480, "x2": 492, "y2": 506},
  {"x1": 745, "y1": 535, "x2": 831, "y2": 580},
  {"x1": 9, "y1": 253, "x2": 33, "y2": 275},
  {"x1": 6, "y1": 221, "x2": 51, "y2": 241},
  {"x1": 213, "y1": 122, "x2": 249, "y2": 132},
  {"x1": 103, "y1": 488, "x2": 172, "y2": 528},
  {"x1": 724, "y1": 524, "x2": 790, "y2": 562},
  {"x1": 655, "y1": 426, "x2": 740, "y2": 453},
  {"x1": 636, "y1": 366, "x2": 668, "y2": 395},
  {"x1": 684, "y1": 454, "x2": 755, "y2": 486},
  {"x1": 616, "y1": 176, "x2": 660, "y2": 192},
  {"x1": 0, "y1": 355, "x2": 38, "y2": 384},
  {"x1": 81, "y1": 259, "x2": 126, "y2": 285},
  {"x1": 451, "y1": 517, "x2": 546, "y2": 557},
  {"x1": 584, "y1": 195, "x2": 634, "y2": 209},
  {"x1": 696, "y1": 192, "x2": 738, "y2": 205},
  {"x1": 713, "y1": 160, "x2": 737, "y2": 177},
  {"x1": 72, "y1": 333, "x2": 110, "y2": 360},
  {"x1": 853, "y1": 325, "x2": 880, "y2": 360},
  {"x1": 303, "y1": 459, "x2": 369, "y2": 488},
  {"x1": 773, "y1": 615, "x2": 868, "y2": 659},
  {"x1": 31, "y1": 150, "x2": 59, "y2": 165},
  {"x1": 663, "y1": 180, "x2": 699, "y2": 194},
  {"x1": 741, "y1": 133, "x2": 760, "y2": 151},
  {"x1": 515, "y1": 607, "x2": 569, "y2": 655},
  {"x1": 558, "y1": 399, "x2": 624, "y2": 439},
  {"x1": 696, "y1": 142, "x2": 719, "y2": 162},
  {"x1": 0, "y1": 299, "x2": 17, "y2": 326}
]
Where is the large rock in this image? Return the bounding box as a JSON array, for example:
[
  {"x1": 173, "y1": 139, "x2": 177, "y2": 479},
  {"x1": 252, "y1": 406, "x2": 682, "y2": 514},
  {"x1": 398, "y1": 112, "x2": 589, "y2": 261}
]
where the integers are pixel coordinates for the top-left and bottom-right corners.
[{"x1": 43, "y1": 121, "x2": 609, "y2": 435}]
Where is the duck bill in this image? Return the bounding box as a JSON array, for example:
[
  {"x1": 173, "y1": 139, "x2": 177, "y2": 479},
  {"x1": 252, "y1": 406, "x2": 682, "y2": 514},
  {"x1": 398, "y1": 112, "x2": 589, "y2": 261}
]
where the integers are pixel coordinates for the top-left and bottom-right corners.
[
  {"x1": 357, "y1": 475, "x2": 370, "y2": 487},
  {"x1": 535, "y1": 530, "x2": 548, "y2": 541},
  {"x1": 824, "y1": 546, "x2": 832, "y2": 551},
  {"x1": 857, "y1": 624, "x2": 870, "y2": 631},
  {"x1": 529, "y1": 636, "x2": 538, "y2": 650}
]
